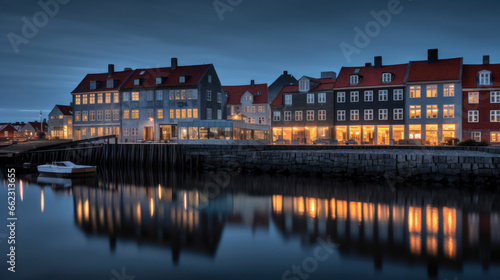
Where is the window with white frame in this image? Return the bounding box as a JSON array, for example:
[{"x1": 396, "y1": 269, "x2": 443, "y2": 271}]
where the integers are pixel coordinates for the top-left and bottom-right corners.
[
  {"x1": 299, "y1": 80, "x2": 310, "y2": 91},
  {"x1": 350, "y1": 110, "x2": 359, "y2": 121},
  {"x1": 378, "y1": 109, "x2": 388, "y2": 120},
  {"x1": 295, "y1": 111, "x2": 303, "y2": 121},
  {"x1": 306, "y1": 110, "x2": 314, "y2": 121},
  {"x1": 364, "y1": 109, "x2": 373, "y2": 120},
  {"x1": 258, "y1": 117, "x2": 265, "y2": 124},
  {"x1": 491, "y1": 110, "x2": 500, "y2": 122},
  {"x1": 393, "y1": 89, "x2": 403, "y2": 101},
  {"x1": 472, "y1": 132, "x2": 481, "y2": 142},
  {"x1": 491, "y1": 92, "x2": 500, "y2": 103},
  {"x1": 318, "y1": 93, "x2": 326, "y2": 103},
  {"x1": 307, "y1": 94, "x2": 315, "y2": 104},
  {"x1": 207, "y1": 91, "x2": 212, "y2": 101},
  {"x1": 426, "y1": 85, "x2": 437, "y2": 97},
  {"x1": 337, "y1": 110, "x2": 346, "y2": 121},
  {"x1": 444, "y1": 84, "x2": 455, "y2": 97},
  {"x1": 337, "y1": 92, "x2": 345, "y2": 103},
  {"x1": 113, "y1": 110, "x2": 120, "y2": 121},
  {"x1": 382, "y1": 73, "x2": 392, "y2": 83},
  {"x1": 217, "y1": 110, "x2": 222, "y2": 120},
  {"x1": 393, "y1": 108, "x2": 403, "y2": 120},
  {"x1": 468, "y1": 110, "x2": 479, "y2": 122},
  {"x1": 491, "y1": 132, "x2": 500, "y2": 142},
  {"x1": 90, "y1": 111, "x2": 96, "y2": 121},
  {"x1": 379, "y1": 90, "x2": 388, "y2": 101},
  {"x1": 105, "y1": 110, "x2": 111, "y2": 121},
  {"x1": 123, "y1": 92, "x2": 129, "y2": 102},
  {"x1": 350, "y1": 75, "x2": 359, "y2": 85},
  {"x1": 443, "y1": 105, "x2": 454, "y2": 118},
  {"x1": 146, "y1": 91, "x2": 154, "y2": 101},
  {"x1": 469, "y1": 92, "x2": 479, "y2": 104},
  {"x1": 179, "y1": 76, "x2": 186, "y2": 83},
  {"x1": 350, "y1": 91, "x2": 359, "y2": 102},
  {"x1": 426, "y1": 105, "x2": 438, "y2": 118},
  {"x1": 132, "y1": 128, "x2": 138, "y2": 136},
  {"x1": 123, "y1": 128, "x2": 130, "y2": 136},
  {"x1": 82, "y1": 111, "x2": 88, "y2": 121},
  {"x1": 147, "y1": 109, "x2": 154, "y2": 118},
  {"x1": 318, "y1": 110, "x2": 326, "y2": 120},
  {"x1": 284, "y1": 111, "x2": 292, "y2": 121},
  {"x1": 97, "y1": 110, "x2": 103, "y2": 121},
  {"x1": 273, "y1": 111, "x2": 281, "y2": 121},
  {"x1": 206, "y1": 108, "x2": 212, "y2": 119},
  {"x1": 364, "y1": 91, "x2": 373, "y2": 102},
  {"x1": 409, "y1": 105, "x2": 421, "y2": 119},
  {"x1": 156, "y1": 90, "x2": 163, "y2": 101},
  {"x1": 284, "y1": 95, "x2": 292, "y2": 105},
  {"x1": 217, "y1": 92, "x2": 222, "y2": 103},
  {"x1": 409, "y1": 86, "x2": 421, "y2": 98},
  {"x1": 479, "y1": 71, "x2": 491, "y2": 85},
  {"x1": 131, "y1": 92, "x2": 139, "y2": 101}
]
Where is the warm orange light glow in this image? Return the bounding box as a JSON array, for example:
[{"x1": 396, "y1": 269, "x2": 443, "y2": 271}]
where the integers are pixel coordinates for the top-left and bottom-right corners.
[
  {"x1": 444, "y1": 236, "x2": 457, "y2": 259},
  {"x1": 272, "y1": 195, "x2": 283, "y2": 214},
  {"x1": 392, "y1": 205, "x2": 404, "y2": 225},
  {"x1": 296, "y1": 197, "x2": 305, "y2": 215},
  {"x1": 427, "y1": 236, "x2": 438, "y2": 256},
  {"x1": 135, "y1": 203, "x2": 142, "y2": 226},
  {"x1": 426, "y1": 205, "x2": 439, "y2": 234},
  {"x1": 77, "y1": 200, "x2": 82, "y2": 224},
  {"x1": 378, "y1": 204, "x2": 390, "y2": 224},
  {"x1": 330, "y1": 198, "x2": 336, "y2": 219},
  {"x1": 84, "y1": 199, "x2": 89, "y2": 221},
  {"x1": 40, "y1": 189, "x2": 45, "y2": 213},
  {"x1": 350, "y1": 201, "x2": 362, "y2": 224},
  {"x1": 409, "y1": 206, "x2": 422, "y2": 234},
  {"x1": 443, "y1": 207, "x2": 457, "y2": 236},
  {"x1": 410, "y1": 234, "x2": 421, "y2": 256},
  {"x1": 150, "y1": 198, "x2": 154, "y2": 217},
  {"x1": 363, "y1": 203, "x2": 375, "y2": 223},
  {"x1": 337, "y1": 200, "x2": 347, "y2": 220},
  {"x1": 158, "y1": 184, "x2": 162, "y2": 200},
  {"x1": 307, "y1": 198, "x2": 317, "y2": 219},
  {"x1": 20, "y1": 180, "x2": 24, "y2": 202}
]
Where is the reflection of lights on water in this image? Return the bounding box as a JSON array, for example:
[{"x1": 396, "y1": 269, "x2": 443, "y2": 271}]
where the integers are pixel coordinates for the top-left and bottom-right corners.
[
  {"x1": 40, "y1": 189, "x2": 45, "y2": 213},
  {"x1": 308, "y1": 198, "x2": 316, "y2": 219},
  {"x1": 158, "y1": 184, "x2": 162, "y2": 200},
  {"x1": 84, "y1": 200, "x2": 90, "y2": 221},
  {"x1": 77, "y1": 201, "x2": 82, "y2": 224},
  {"x1": 150, "y1": 198, "x2": 154, "y2": 217},
  {"x1": 183, "y1": 193, "x2": 188, "y2": 210},
  {"x1": 20, "y1": 180, "x2": 23, "y2": 201}
]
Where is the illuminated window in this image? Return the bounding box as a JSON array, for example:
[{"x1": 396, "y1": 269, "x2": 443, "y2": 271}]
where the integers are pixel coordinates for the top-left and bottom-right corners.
[
  {"x1": 426, "y1": 105, "x2": 438, "y2": 118},
  {"x1": 123, "y1": 110, "x2": 130, "y2": 119},
  {"x1": 444, "y1": 84, "x2": 455, "y2": 97},
  {"x1": 132, "y1": 92, "x2": 139, "y2": 101},
  {"x1": 364, "y1": 91, "x2": 373, "y2": 102},
  {"x1": 409, "y1": 86, "x2": 420, "y2": 98},
  {"x1": 258, "y1": 106, "x2": 265, "y2": 112},
  {"x1": 393, "y1": 89, "x2": 403, "y2": 101},
  {"x1": 409, "y1": 125, "x2": 421, "y2": 139},
  {"x1": 97, "y1": 93, "x2": 103, "y2": 103},
  {"x1": 337, "y1": 92, "x2": 345, "y2": 103},
  {"x1": 295, "y1": 111, "x2": 303, "y2": 121},
  {"x1": 350, "y1": 91, "x2": 359, "y2": 102},
  {"x1": 364, "y1": 109, "x2": 373, "y2": 120},
  {"x1": 409, "y1": 105, "x2": 421, "y2": 119},
  {"x1": 98, "y1": 127, "x2": 103, "y2": 136},
  {"x1": 89, "y1": 94, "x2": 95, "y2": 104},
  {"x1": 176, "y1": 109, "x2": 181, "y2": 119},
  {"x1": 114, "y1": 92, "x2": 119, "y2": 103},
  {"x1": 82, "y1": 95, "x2": 88, "y2": 104},
  {"x1": 379, "y1": 90, "x2": 388, "y2": 101},
  {"x1": 157, "y1": 109, "x2": 163, "y2": 119},
  {"x1": 491, "y1": 92, "x2": 500, "y2": 103},
  {"x1": 82, "y1": 128, "x2": 87, "y2": 136},
  {"x1": 443, "y1": 105, "x2": 454, "y2": 118},
  {"x1": 251, "y1": 106, "x2": 256, "y2": 113},
  {"x1": 90, "y1": 127, "x2": 95, "y2": 136},
  {"x1": 468, "y1": 110, "x2": 479, "y2": 122},
  {"x1": 337, "y1": 110, "x2": 346, "y2": 121},
  {"x1": 491, "y1": 132, "x2": 500, "y2": 142},
  {"x1": 193, "y1": 109, "x2": 198, "y2": 118},
  {"x1": 131, "y1": 110, "x2": 139, "y2": 119},
  {"x1": 426, "y1": 85, "x2": 437, "y2": 97},
  {"x1": 393, "y1": 108, "x2": 403, "y2": 120},
  {"x1": 469, "y1": 92, "x2": 479, "y2": 104},
  {"x1": 82, "y1": 111, "x2": 88, "y2": 121},
  {"x1": 378, "y1": 109, "x2": 388, "y2": 120},
  {"x1": 472, "y1": 132, "x2": 481, "y2": 142},
  {"x1": 182, "y1": 109, "x2": 186, "y2": 119},
  {"x1": 105, "y1": 93, "x2": 111, "y2": 103},
  {"x1": 75, "y1": 95, "x2": 81, "y2": 105},
  {"x1": 350, "y1": 110, "x2": 359, "y2": 121},
  {"x1": 491, "y1": 110, "x2": 500, "y2": 122},
  {"x1": 187, "y1": 109, "x2": 192, "y2": 118},
  {"x1": 170, "y1": 109, "x2": 174, "y2": 119}
]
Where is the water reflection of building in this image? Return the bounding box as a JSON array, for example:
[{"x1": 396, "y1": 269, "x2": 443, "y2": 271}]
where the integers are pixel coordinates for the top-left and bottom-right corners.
[{"x1": 271, "y1": 194, "x2": 500, "y2": 276}]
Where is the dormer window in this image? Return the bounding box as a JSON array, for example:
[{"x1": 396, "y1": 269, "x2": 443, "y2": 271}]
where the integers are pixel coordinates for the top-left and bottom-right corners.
[
  {"x1": 179, "y1": 76, "x2": 186, "y2": 83},
  {"x1": 90, "y1": 81, "x2": 97, "y2": 90},
  {"x1": 256, "y1": 91, "x2": 261, "y2": 95},
  {"x1": 106, "y1": 80, "x2": 115, "y2": 89},
  {"x1": 299, "y1": 80, "x2": 309, "y2": 92},
  {"x1": 134, "y1": 79, "x2": 141, "y2": 86},
  {"x1": 350, "y1": 75, "x2": 359, "y2": 85},
  {"x1": 479, "y1": 70, "x2": 491, "y2": 85},
  {"x1": 382, "y1": 73, "x2": 392, "y2": 83},
  {"x1": 156, "y1": 77, "x2": 163, "y2": 85}
]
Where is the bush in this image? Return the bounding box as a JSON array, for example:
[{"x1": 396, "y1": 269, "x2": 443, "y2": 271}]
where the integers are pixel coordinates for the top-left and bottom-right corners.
[
  {"x1": 447, "y1": 138, "x2": 460, "y2": 146},
  {"x1": 457, "y1": 139, "x2": 489, "y2": 146}
]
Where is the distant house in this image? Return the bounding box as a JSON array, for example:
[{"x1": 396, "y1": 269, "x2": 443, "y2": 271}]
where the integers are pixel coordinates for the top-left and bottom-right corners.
[
  {"x1": 0, "y1": 124, "x2": 17, "y2": 138},
  {"x1": 268, "y1": 71, "x2": 298, "y2": 105},
  {"x1": 18, "y1": 121, "x2": 47, "y2": 138},
  {"x1": 224, "y1": 81, "x2": 271, "y2": 126},
  {"x1": 48, "y1": 105, "x2": 73, "y2": 139},
  {"x1": 271, "y1": 73, "x2": 336, "y2": 144},
  {"x1": 462, "y1": 56, "x2": 500, "y2": 144}
]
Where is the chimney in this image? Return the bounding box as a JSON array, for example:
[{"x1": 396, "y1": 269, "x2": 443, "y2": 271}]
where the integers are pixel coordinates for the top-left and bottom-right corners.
[
  {"x1": 483, "y1": 55, "x2": 490, "y2": 65},
  {"x1": 428, "y1": 49, "x2": 438, "y2": 64},
  {"x1": 365, "y1": 62, "x2": 372, "y2": 67},
  {"x1": 108, "y1": 64, "x2": 115, "y2": 76},
  {"x1": 251, "y1": 80, "x2": 255, "y2": 86},
  {"x1": 321, "y1": 71, "x2": 337, "y2": 79},
  {"x1": 124, "y1": 67, "x2": 132, "y2": 71},
  {"x1": 171, "y1": 58, "x2": 178, "y2": 69},
  {"x1": 283, "y1": 71, "x2": 288, "y2": 76},
  {"x1": 374, "y1": 56, "x2": 382, "y2": 68}
]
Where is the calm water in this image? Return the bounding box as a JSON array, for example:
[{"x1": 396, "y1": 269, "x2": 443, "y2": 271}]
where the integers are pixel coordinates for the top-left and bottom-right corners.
[{"x1": 1, "y1": 166, "x2": 500, "y2": 280}]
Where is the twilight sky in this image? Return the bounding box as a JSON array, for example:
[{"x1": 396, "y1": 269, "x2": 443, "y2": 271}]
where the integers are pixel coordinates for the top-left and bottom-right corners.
[{"x1": 1, "y1": 0, "x2": 499, "y2": 123}]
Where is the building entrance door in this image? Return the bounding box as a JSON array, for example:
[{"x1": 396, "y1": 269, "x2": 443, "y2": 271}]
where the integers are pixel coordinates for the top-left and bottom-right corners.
[{"x1": 144, "y1": 127, "x2": 153, "y2": 141}]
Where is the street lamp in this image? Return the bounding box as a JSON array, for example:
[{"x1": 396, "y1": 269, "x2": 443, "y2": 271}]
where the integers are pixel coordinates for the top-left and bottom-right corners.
[{"x1": 149, "y1": 117, "x2": 155, "y2": 142}]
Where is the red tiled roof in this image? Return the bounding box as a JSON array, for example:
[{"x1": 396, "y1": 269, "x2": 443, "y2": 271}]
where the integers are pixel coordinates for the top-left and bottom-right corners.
[
  {"x1": 462, "y1": 64, "x2": 500, "y2": 89},
  {"x1": 121, "y1": 64, "x2": 212, "y2": 90},
  {"x1": 334, "y1": 64, "x2": 408, "y2": 89},
  {"x1": 223, "y1": 83, "x2": 268, "y2": 105},
  {"x1": 270, "y1": 78, "x2": 336, "y2": 106},
  {"x1": 407, "y1": 58, "x2": 462, "y2": 83},
  {"x1": 71, "y1": 70, "x2": 133, "y2": 94},
  {"x1": 271, "y1": 85, "x2": 298, "y2": 106},
  {"x1": 55, "y1": 105, "x2": 72, "y2": 116}
]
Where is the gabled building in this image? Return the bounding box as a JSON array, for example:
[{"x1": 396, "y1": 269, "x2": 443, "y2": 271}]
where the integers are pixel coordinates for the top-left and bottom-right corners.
[
  {"x1": 19, "y1": 121, "x2": 47, "y2": 138},
  {"x1": 0, "y1": 124, "x2": 17, "y2": 139},
  {"x1": 48, "y1": 105, "x2": 73, "y2": 139},
  {"x1": 72, "y1": 65, "x2": 133, "y2": 140},
  {"x1": 119, "y1": 58, "x2": 225, "y2": 142},
  {"x1": 405, "y1": 49, "x2": 463, "y2": 145},
  {"x1": 224, "y1": 81, "x2": 270, "y2": 125},
  {"x1": 271, "y1": 73, "x2": 336, "y2": 144},
  {"x1": 333, "y1": 57, "x2": 408, "y2": 145},
  {"x1": 462, "y1": 56, "x2": 500, "y2": 144},
  {"x1": 268, "y1": 71, "x2": 298, "y2": 104}
]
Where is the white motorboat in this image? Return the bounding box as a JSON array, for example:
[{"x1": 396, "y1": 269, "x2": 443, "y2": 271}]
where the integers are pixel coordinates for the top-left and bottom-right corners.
[{"x1": 37, "y1": 161, "x2": 96, "y2": 175}]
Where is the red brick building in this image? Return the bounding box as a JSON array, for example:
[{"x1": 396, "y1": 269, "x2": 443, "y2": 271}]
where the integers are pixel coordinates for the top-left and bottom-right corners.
[
  {"x1": 0, "y1": 124, "x2": 17, "y2": 138},
  {"x1": 462, "y1": 56, "x2": 500, "y2": 145}
]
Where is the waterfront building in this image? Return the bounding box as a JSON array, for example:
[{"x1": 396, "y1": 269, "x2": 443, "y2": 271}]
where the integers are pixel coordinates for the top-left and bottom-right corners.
[
  {"x1": 224, "y1": 81, "x2": 271, "y2": 125},
  {"x1": 71, "y1": 65, "x2": 133, "y2": 140},
  {"x1": 405, "y1": 49, "x2": 463, "y2": 145},
  {"x1": 18, "y1": 121, "x2": 47, "y2": 138},
  {"x1": 0, "y1": 123, "x2": 17, "y2": 138},
  {"x1": 48, "y1": 105, "x2": 73, "y2": 139},
  {"x1": 119, "y1": 58, "x2": 225, "y2": 142},
  {"x1": 267, "y1": 71, "x2": 298, "y2": 105},
  {"x1": 333, "y1": 57, "x2": 408, "y2": 145},
  {"x1": 461, "y1": 56, "x2": 500, "y2": 145},
  {"x1": 271, "y1": 72, "x2": 336, "y2": 144}
]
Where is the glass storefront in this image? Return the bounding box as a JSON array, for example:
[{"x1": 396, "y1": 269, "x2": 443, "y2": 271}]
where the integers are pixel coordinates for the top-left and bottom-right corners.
[
  {"x1": 362, "y1": 126, "x2": 375, "y2": 144},
  {"x1": 283, "y1": 127, "x2": 292, "y2": 143},
  {"x1": 409, "y1": 125, "x2": 422, "y2": 140},
  {"x1": 305, "y1": 127, "x2": 317, "y2": 144},
  {"x1": 349, "y1": 126, "x2": 361, "y2": 144},
  {"x1": 293, "y1": 127, "x2": 305, "y2": 144},
  {"x1": 377, "y1": 126, "x2": 390, "y2": 145},
  {"x1": 426, "y1": 124, "x2": 438, "y2": 145},
  {"x1": 317, "y1": 127, "x2": 330, "y2": 140},
  {"x1": 442, "y1": 124, "x2": 456, "y2": 142},
  {"x1": 336, "y1": 126, "x2": 347, "y2": 143},
  {"x1": 393, "y1": 125, "x2": 404, "y2": 143},
  {"x1": 273, "y1": 128, "x2": 283, "y2": 142}
]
